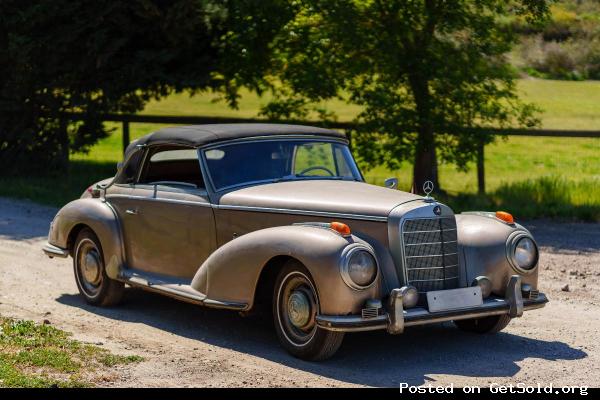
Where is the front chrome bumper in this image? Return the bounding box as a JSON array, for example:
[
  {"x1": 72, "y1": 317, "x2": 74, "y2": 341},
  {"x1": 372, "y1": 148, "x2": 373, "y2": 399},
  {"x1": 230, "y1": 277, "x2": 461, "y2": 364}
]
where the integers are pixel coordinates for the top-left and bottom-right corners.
[
  {"x1": 316, "y1": 275, "x2": 548, "y2": 333},
  {"x1": 42, "y1": 242, "x2": 69, "y2": 258}
]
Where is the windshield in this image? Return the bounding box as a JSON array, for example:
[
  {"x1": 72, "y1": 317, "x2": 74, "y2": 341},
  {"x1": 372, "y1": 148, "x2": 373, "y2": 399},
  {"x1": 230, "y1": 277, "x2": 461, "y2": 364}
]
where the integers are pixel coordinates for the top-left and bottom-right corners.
[{"x1": 203, "y1": 140, "x2": 363, "y2": 191}]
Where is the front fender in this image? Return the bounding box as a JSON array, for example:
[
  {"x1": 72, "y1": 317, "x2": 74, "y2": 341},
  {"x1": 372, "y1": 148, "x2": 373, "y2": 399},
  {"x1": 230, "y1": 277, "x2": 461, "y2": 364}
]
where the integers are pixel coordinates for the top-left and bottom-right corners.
[
  {"x1": 456, "y1": 214, "x2": 539, "y2": 295},
  {"x1": 48, "y1": 198, "x2": 124, "y2": 279},
  {"x1": 191, "y1": 225, "x2": 382, "y2": 315}
]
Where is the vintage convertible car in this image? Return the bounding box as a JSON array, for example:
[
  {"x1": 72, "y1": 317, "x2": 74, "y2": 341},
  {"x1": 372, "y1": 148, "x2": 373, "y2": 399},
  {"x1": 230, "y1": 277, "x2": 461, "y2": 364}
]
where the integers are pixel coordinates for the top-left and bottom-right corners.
[{"x1": 43, "y1": 124, "x2": 548, "y2": 360}]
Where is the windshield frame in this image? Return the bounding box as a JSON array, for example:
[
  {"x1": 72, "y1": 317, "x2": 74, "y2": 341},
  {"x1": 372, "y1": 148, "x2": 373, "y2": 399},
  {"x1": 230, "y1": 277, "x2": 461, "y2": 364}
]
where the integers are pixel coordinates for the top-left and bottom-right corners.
[{"x1": 198, "y1": 137, "x2": 364, "y2": 193}]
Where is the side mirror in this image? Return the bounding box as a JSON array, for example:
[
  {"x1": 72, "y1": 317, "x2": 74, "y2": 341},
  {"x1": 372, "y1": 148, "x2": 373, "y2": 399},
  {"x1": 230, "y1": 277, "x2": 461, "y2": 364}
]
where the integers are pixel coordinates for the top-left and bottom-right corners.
[{"x1": 384, "y1": 177, "x2": 398, "y2": 190}]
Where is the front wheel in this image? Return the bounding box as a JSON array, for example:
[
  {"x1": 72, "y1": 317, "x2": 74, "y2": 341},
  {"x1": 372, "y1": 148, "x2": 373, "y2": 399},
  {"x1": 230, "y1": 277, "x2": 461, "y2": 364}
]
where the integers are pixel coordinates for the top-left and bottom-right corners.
[
  {"x1": 454, "y1": 314, "x2": 511, "y2": 333},
  {"x1": 73, "y1": 228, "x2": 124, "y2": 306},
  {"x1": 273, "y1": 260, "x2": 344, "y2": 361}
]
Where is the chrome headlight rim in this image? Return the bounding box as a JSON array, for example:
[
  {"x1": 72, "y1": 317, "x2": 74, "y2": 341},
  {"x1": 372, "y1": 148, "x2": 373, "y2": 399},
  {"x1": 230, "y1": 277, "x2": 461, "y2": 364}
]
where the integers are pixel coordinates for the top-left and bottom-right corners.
[
  {"x1": 340, "y1": 244, "x2": 379, "y2": 291},
  {"x1": 506, "y1": 231, "x2": 539, "y2": 274}
]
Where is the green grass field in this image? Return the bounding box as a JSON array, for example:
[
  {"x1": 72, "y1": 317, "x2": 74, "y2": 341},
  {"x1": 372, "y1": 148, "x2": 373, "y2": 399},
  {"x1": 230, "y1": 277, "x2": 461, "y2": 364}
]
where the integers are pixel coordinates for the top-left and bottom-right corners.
[{"x1": 2, "y1": 78, "x2": 599, "y2": 220}]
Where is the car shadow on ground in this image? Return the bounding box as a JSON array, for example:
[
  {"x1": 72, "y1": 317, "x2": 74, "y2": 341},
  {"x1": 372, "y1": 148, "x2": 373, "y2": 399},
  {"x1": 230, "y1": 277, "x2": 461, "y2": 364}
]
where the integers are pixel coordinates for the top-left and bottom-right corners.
[{"x1": 57, "y1": 289, "x2": 586, "y2": 387}]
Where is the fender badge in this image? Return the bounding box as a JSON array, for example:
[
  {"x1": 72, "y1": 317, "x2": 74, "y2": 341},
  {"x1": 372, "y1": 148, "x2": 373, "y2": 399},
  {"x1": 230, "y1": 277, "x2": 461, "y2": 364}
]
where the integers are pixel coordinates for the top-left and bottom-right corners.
[{"x1": 433, "y1": 205, "x2": 442, "y2": 216}]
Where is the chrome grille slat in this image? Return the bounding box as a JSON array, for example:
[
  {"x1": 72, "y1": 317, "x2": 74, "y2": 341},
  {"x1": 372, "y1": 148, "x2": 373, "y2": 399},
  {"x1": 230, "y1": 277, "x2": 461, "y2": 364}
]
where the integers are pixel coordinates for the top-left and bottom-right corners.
[
  {"x1": 406, "y1": 252, "x2": 457, "y2": 258},
  {"x1": 409, "y1": 276, "x2": 459, "y2": 282},
  {"x1": 402, "y1": 216, "x2": 460, "y2": 294},
  {"x1": 403, "y1": 228, "x2": 457, "y2": 234},
  {"x1": 407, "y1": 264, "x2": 458, "y2": 270},
  {"x1": 406, "y1": 240, "x2": 457, "y2": 246}
]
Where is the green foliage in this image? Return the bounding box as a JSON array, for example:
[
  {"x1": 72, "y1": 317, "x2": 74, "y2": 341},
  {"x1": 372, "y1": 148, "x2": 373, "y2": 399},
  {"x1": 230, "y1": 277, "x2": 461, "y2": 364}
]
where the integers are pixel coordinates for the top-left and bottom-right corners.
[
  {"x1": 514, "y1": 1, "x2": 600, "y2": 80},
  {"x1": 0, "y1": 0, "x2": 293, "y2": 174},
  {"x1": 0, "y1": 317, "x2": 143, "y2": 388},
  {"x1": 260, "y1": 0, "x2": 549, "y2": 191}
]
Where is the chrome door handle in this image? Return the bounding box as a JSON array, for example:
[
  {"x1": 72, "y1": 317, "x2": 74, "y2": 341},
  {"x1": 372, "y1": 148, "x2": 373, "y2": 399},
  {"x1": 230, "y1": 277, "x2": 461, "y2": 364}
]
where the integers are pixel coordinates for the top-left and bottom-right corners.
[{"x1": 125, "y1": 209, "x2": 138, "y2": 215}]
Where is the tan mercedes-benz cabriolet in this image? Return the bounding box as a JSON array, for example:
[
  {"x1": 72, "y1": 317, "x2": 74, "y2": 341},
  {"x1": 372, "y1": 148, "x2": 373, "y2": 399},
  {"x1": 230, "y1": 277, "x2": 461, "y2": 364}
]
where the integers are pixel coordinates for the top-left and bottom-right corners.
[{"x1": 43, "y1": 124, "x2": 547, "y2": 360}]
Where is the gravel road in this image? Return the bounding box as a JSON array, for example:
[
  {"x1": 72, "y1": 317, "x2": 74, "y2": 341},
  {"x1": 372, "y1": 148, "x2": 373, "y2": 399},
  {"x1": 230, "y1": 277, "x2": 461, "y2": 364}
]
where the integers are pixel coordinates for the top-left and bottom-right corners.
[{"x1": 0, "y1": 196, "x2": 598, "y2": 388}]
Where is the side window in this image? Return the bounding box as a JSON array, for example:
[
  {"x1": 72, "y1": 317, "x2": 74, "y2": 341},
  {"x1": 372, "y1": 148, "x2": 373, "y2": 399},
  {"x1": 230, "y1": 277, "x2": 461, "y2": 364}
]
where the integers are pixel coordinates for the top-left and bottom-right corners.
[
  {"x1": 293, "y1": 143, "x2": 337, "y2": 176},
  {"x1": 115, "y1": 149, "x2": 143, "y2": 184},
  {"x1": 138, "y1": 146, "x2": 204, "y2": 188}
]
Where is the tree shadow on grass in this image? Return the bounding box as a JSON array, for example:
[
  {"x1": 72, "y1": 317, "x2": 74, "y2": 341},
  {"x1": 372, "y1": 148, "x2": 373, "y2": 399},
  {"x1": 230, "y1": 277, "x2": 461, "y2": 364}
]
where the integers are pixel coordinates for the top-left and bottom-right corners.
[
  {"x1": 0, "y1": 160, "x2": 116, "y2": 208},
  {"x1": 57, "y1": 289, "x2": 586, "y2": 387}
]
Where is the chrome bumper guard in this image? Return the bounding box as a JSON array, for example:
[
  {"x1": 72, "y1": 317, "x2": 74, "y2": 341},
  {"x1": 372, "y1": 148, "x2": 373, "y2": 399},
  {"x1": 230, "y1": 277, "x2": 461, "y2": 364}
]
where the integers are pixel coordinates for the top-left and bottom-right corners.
[
  {"x1": 42, "y1": 242, "x2": 69, "y2": 258},
  {"x1": 316, "y1": 275, "x2": 548, "y2": 333}
]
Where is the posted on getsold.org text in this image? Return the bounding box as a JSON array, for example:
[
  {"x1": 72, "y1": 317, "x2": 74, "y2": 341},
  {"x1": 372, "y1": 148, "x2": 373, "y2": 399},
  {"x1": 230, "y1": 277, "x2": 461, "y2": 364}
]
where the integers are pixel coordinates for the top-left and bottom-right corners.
[{"x1": 399, "y1": 382, "x2": 589, "y2": 396}]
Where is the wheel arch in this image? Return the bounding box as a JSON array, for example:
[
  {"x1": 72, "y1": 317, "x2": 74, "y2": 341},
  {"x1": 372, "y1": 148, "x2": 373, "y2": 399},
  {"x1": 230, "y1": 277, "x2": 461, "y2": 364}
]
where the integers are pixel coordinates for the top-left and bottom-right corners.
[
  {"x1": 49, "y1": 198, "x2": 125, "y2": 280},
  {"x1": 67, "y1": 223, "x2": 92, "y2": 256},
  {"x1": 252, "y1": 255, "x2": 295, "y2": 312},
  {"x1": 191, "y1": 225, "x2": 382, "y2": 315}
]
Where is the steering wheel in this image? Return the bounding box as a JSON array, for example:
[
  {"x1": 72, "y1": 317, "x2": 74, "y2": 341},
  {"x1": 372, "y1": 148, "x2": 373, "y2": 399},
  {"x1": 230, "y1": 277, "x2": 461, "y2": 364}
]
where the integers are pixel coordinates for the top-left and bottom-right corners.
[{"x1": 297, "y1": 166, "x2": 335, "y2": 177}]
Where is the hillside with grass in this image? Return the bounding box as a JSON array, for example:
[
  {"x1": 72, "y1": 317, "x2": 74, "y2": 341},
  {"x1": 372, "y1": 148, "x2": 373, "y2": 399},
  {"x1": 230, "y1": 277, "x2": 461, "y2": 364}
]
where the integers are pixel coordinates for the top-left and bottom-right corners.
[{"x1": 511, "y1": 0, "x2": 600, "y2": 81}]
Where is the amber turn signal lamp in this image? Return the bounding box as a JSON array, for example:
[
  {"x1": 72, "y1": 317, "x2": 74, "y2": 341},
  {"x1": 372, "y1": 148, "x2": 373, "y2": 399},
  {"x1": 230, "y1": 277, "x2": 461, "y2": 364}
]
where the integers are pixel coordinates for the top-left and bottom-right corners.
[
  {"x1": 495, "y1": 211, "x2": 514, "y2": 224},
  {"x1": 330, "y1": 221, "x2": 351, "y2": 237}
]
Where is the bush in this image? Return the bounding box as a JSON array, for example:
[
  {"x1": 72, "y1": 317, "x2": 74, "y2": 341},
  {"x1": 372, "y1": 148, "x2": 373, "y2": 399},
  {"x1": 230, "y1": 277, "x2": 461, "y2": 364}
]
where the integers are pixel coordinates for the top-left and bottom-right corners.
[{"x1": 445, "y1": 176, "x2": 600, "y2": 222}]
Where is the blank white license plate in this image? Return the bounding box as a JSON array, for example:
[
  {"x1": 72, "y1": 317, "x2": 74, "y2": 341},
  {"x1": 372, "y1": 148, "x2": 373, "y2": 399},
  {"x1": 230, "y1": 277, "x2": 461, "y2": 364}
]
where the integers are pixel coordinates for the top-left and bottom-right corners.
[{"x1": 426, "y1": 286, "x2": 483, "y2": 313}]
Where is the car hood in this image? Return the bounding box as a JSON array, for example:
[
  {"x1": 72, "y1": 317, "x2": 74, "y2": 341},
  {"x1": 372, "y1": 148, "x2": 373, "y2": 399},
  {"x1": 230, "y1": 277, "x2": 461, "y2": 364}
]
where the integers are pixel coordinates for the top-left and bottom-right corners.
[{"x1": 218, "y1": 180, "x2": 423, "y2": 218}]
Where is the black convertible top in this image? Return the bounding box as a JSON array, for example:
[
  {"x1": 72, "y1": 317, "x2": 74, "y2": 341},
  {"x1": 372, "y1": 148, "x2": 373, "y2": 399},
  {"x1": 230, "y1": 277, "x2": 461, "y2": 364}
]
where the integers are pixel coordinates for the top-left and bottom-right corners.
[{"x1": 125, "y1": 123, "x2": 346, "y2": 155}]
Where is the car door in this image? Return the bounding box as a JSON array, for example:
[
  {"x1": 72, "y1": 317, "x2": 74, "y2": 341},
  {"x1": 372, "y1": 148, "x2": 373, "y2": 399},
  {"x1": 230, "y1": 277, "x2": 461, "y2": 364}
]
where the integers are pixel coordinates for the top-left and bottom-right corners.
[{"x1": 110, "y1": 145, "x2": 216, "y2": 280}]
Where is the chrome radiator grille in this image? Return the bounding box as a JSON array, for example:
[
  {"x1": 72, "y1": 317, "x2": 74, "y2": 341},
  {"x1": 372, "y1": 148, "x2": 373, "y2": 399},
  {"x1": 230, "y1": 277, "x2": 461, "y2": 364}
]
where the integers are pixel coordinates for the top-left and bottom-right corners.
[{"x1": 402, "y1": 217, "x2": 459, "y2": 293}]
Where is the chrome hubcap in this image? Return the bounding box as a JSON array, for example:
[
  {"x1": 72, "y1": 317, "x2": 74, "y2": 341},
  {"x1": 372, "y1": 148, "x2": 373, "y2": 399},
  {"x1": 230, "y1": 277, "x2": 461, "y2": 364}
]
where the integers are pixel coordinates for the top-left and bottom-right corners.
[
  {"x1": 287, "y1": 290, "x2": 311, "y2": 329},
  {"x1": 82, "y1": 250, "x2": 101, "y2": 284},
  {"x1": 76, "y1": 238, "x2": 104, "y2": 297}
]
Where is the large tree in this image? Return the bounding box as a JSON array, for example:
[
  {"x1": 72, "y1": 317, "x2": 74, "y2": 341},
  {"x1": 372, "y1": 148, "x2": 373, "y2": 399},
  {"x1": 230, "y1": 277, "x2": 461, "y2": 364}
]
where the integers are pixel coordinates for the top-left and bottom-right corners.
[
  {"x1": 0, "y1": 0, "x2": 292, "y2": 174},
  {"x1": 260, "y1": 0, "x2": 549, "y2": 193}
]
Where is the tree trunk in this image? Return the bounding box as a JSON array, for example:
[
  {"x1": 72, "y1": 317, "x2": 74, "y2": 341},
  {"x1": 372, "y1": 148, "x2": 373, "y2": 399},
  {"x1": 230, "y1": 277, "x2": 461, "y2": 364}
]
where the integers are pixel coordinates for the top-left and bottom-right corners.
[
  {"x1": 412, "y1": 123, "x2": 438, "y2": 195},
  {"x1": 408, "y1": 73, "x2": 439, "y2": 195}
]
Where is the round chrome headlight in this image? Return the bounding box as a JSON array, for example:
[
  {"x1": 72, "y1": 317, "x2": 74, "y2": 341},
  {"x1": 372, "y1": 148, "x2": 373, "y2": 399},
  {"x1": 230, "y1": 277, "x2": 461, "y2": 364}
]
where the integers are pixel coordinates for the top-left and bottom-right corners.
[
  {"x1": 514, "y1": 237, "x2": 538, "y2": 270},
  {"x1": 341, "y1": 246, "x2": 378, "y2": 290},
  {"x1": 507, "y1": 232, "x2": 538, "y2": 273}
]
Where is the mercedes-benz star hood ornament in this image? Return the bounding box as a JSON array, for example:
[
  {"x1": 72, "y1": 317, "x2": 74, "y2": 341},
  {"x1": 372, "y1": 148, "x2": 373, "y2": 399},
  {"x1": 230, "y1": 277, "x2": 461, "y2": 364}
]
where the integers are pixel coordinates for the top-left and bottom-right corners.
[{"x1": 423, "y1": 180, "x2": 434, "y2": 200}]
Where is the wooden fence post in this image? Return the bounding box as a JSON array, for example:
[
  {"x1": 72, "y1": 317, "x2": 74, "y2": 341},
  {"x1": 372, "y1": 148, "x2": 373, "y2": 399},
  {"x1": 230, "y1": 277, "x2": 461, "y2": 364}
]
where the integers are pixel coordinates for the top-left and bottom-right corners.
[
  {"x1": 477, "y1": 136, "x2": 485, "y2": 195},
  {"x1": 122, "y1": 120, "x2": 130, "y2": 155}
]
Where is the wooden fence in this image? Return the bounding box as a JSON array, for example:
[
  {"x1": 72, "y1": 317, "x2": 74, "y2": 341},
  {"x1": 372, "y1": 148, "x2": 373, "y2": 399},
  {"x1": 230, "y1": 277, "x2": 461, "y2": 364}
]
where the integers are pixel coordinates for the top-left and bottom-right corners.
[{"x1": 71, "y1": 113, "x2": 600, "y2": 195}]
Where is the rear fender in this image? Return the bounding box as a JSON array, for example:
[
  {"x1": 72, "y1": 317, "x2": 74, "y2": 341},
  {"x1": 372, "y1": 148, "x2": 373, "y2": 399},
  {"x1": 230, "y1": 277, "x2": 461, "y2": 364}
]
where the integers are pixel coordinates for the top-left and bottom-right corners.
[
  {"x1": 48, "y1": 198, "x2": 124, "y2": 279},
  {"x1": 191, "y1": 225, "x2": 382, "y2": 315}
]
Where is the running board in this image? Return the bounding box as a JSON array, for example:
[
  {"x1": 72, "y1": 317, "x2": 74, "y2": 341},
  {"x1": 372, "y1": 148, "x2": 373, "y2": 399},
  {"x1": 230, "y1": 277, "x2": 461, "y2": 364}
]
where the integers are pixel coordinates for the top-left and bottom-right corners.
[{"x1": 120, "y1": 269, "x2": 248, "y2": 311}]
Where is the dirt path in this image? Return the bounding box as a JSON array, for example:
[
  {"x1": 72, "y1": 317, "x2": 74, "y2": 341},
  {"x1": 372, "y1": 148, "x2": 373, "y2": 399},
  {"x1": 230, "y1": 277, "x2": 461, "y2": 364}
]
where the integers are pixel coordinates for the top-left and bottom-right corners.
[{"x1": 0, "y1": 197, "x2": 598, "y2": 388}]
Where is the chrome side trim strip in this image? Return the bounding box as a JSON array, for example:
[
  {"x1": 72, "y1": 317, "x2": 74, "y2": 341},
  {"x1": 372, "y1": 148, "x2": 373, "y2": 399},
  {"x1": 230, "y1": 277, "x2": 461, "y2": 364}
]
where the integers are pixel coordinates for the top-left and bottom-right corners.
[
  {"x1": 106, "y1": 194, "x2": 387, "y2": 221},
  {"x1": 106, "y1": 194, "x2": 212, "y2": 208},
  {"x1": 214, "y1": 204, "x2": 388, "y2": 222}
]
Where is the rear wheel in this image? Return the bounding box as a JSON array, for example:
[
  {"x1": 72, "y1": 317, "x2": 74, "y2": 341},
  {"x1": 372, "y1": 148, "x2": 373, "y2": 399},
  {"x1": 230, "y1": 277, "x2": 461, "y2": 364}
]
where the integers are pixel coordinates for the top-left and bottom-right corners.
[
  {"x1": 273, "y1": 260, "x2": 344, "y2": 361},
  {"x1": 454, "y1": 314, "x2": 511, "y2": 333},
  {"x1": 73, "y1": 228, "x2": 124, "y2": 306}
]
